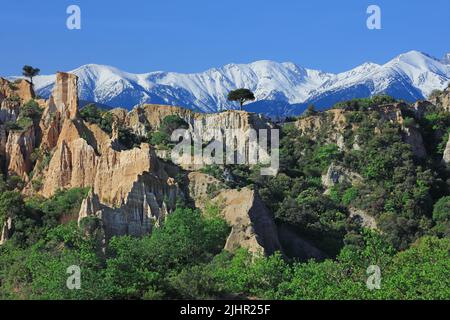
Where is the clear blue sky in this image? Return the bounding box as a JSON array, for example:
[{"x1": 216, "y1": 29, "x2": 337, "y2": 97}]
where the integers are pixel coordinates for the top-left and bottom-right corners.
[{"x1": 1, "y1": 0, "x2": 449, "y2": 76}]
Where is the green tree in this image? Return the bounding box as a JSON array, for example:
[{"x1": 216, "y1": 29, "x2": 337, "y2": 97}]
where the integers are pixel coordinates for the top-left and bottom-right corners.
[
  {"x1": 146, "y1": 207, "x2": 229, "y2": 273},
  {"x1": 304, "y1": 104, "x2": 317, "y2": 117},
  {"x1": 22, "y1": 65, "x2": 40, "y2": 86},
  {"x1": 227, "y1": 88, "x2": 255, "y2": 110},
  {"x1": 19, "y1": 100, "x2": 42, "y2": 121}
]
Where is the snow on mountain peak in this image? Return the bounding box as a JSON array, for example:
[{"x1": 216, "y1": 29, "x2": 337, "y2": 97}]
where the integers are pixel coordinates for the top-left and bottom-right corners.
[
  {"x1": 385, "y1": 50, "x2": 450, "y2": 96},
  {"x1": 443, "y1": 53, "x2": 450, "y2": 65},
  {"x1": 21, "y1": 50, "x2": 450, "y2": 116}
]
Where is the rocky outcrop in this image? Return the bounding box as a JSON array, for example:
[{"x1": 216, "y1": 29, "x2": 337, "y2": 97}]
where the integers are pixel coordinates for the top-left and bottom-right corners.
[
  {"x1": 187, "y1": 172, "x2": 281, "y2": 256},
  {"x1": 214, "y1": 188, "x2": 282, "y2": 256},
  {"x1": 295, "y1": 109, "x2": 349, "y2": 150},
  {"x1": 321, "y1": 163, "x2": 363, "y2": 190},
  {"x1": 78, "y1": 171, "x2": 178, "y2": 239},
  {"x1": 349, "y1": 207, "x2": 378, "y2": 230},
  {"x1": 38, "y1": 116, "x2": 179, "y2": 205},
  {"x1": 0, "y1": 217, "x2": 13, "y2": 245},
  {"x1": 15, "y1": 72, "x2": 184, "y2": 239},
  {"x1": 115, "y1": 104, "x2": 276, "y2": 171},
  {"x1": 119, "y1": 104, "x2": 273, "y2": 133},
  {"x1": 402, "y1": 126, "x2": 427, "y2": 158},
  {"x1": 40, "y1": 72, "x2": 79, "y2": 151},
  {"x1": 5, "y1": 126, "x2": 36, "y2": 180},
  {"x1": 187, "y1": 172, "x2": 223, "y2": 207},
  {"x1": 40, "y1": 119, "x2": 181, "y2": 238},
  {"x1": 443, "y1": 136, "x2": 450, "y2": 165},
  {"x1": 0, "y1": 78, "x2": 36, "y2": 124},
  {"x1": 430, "y1": 86, "x2": 450, "y2": 112},
  {"x1": 0, "y1": 78, "x2": 34, "y2": 102},
  {"x1": 0, "y1": 78, "x2": 41, "y2": 181}
]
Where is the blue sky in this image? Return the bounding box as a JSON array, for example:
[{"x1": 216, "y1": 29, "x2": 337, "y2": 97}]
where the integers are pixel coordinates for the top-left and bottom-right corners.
[{"x1": 0, "y1": 0, "x2": 449, "y2": 76}]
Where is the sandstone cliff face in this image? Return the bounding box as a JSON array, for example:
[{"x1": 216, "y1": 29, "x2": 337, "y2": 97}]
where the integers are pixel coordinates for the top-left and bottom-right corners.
[
  {"x1": 187, "y1": 172, "x2": 223, "y2": 207},
  {"x1": 78, "y1": 170, "x2": 178, "y2": 239},
  {"x1": 120, "y1": 104, "x2": 273, "y2": 134},
  {"x1": 187, "y1": 172, "x2": 281, "y2": 256},
  {"x1": 0, "y1": 78, "x2": 36, "y2": 125},
  {"x1": 115, "y1": 104, "x2": 276, "y2": 170},
  {"x1": 40, "y1": 125, "x2": 180, "y2": 239},
  {"x1": 24, "y1": 73, "x2": 183, "y2": 239},
  {"x1": 430, "y1": 86, "x2": 450, "y2": 112},
  {"x1": 215, "y1": 188, "x2": 282, "y2": 256},
  {"x1": 5, "y1": 126, "x2": 36, "y2": 181},
  {"x1": 40, "y1": 72, "x2": 79, "y2": 151},
  {"x1": 0, "y1": 78, "x2": 34, "y2": 103},
  {"x1": 295, "y1": 109, "x2": 353, "y2": 150},
  {"x1": 0, "y1": 78, "x2": 40, "y2": 181}
]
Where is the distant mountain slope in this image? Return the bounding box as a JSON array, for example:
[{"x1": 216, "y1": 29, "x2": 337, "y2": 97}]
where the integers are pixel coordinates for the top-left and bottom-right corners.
[{"x1": 13, "y1": 50, "x2": 450, "y2": 116}]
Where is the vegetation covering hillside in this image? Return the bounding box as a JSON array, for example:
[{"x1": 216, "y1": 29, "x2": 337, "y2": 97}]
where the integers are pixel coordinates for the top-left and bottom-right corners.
[{"x1": 0, "y1": 93, "x2": 449, "y2": 300}]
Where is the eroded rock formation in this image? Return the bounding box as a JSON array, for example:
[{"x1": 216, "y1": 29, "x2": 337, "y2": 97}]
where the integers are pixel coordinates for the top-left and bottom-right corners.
[
  {"x1": 5, "y1": 126, "x2": 36, "y2": 181},
  {"x1": 443, "y1": 136, "x2": 450, "y2": 165},
  {"x1": 0, "y1": 78, "x2": 41, "y2": 180},
  {"x1": 18, "y1": 73, "x2": 184, "y2": 238},
  {"x1": 321, "y1": 163, "x2": 363, "y2": 190},
  {"x1": 115, "y1": 104, "x2": 273, "y2": 134},
  {"x1": 215, "y1": 188, "x2": 282, "y2": 256},
  {"x1": 187, "y1": 172, "x2": 282, "y2": 256},
  {"x1": 0, "y1": 217, "x2": 13, "y2": 245},
  {"x1": 430, "y1": 86, "x2": 450, "y2": 112}
]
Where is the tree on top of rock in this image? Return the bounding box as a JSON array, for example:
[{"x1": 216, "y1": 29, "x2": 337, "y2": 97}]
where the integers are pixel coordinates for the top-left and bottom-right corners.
[
  {"x1": 227, "y1": 88, "x2": 255, "y2": 111},
  {"x1": 22, "y1": 65, "x2": 40, "y2": 86}
]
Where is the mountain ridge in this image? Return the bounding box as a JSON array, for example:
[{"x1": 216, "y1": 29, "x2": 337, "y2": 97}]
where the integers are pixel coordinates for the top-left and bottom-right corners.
[{"x1": 12, "y1": 50, "x2": 450, "y2": 116}]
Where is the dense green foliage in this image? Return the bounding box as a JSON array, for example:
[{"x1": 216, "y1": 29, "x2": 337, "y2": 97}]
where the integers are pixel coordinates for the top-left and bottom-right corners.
[
  {"x1": 332, "y1": 95, "x2": 397, "y2": 111},
  {"x1": 0, "y1": 184, "x2": 89, "y2": 248},
  {"x1": 79, "y1": 103, "x2": 114, "y2": 134},
  {"x1": 1, "y1": 215, "x2": 448, "y2": 299},
  {"x1": 0, "y1": 206, "x2": 231, "y2": 299},
  {"x1": 5, "y1": 99, "x2": 42, "y2": 132},
  {"x1": 149, "y1": 115, "x2": 189, "y2": 148}
]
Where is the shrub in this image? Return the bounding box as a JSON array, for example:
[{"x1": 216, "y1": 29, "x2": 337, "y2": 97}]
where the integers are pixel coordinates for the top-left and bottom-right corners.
[
  {"x1": 428, "y1": 89, "x2": 443, "y2": 100},
  {"x1": 31, "y1": 178, "x2": 43, "y2": 191},
  {"x1": 80, "y1": 103, "x2": 114, "y2": 134},
  {"x1": 149, "y1": 115, "x2": 188, "y2": 149},
  {"x1": 433, "y1": 196, "x2": 450, "y2": 222},
  {"x1": 8, "y1": 83, "x2": 18, "y2": 91},
  {"x1": 342, "y1": 186, "x2": 359, "y2": 206},
  {"x1": 19, "y1": 100, "x2": 42, "y2": 121}
]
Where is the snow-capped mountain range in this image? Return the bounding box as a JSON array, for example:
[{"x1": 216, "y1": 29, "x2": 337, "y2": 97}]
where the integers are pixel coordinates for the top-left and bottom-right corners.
[{"x1": 14, "y1": 50, "x2": 450, "y2": 116}]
